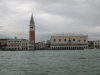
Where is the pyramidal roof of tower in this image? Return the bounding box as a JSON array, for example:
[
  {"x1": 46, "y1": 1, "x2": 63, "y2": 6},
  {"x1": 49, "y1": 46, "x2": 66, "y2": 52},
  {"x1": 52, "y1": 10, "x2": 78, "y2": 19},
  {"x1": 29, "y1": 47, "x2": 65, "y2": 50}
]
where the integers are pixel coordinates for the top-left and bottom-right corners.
[{"x1": 30, "y1": 13, "x2": 34, "y2": 22}]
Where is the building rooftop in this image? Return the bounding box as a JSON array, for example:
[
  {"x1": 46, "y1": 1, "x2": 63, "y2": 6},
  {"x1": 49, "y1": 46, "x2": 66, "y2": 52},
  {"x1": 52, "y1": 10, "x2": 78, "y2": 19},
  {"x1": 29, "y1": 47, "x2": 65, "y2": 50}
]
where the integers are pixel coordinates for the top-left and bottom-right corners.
[
  {"x1": 46, "y1": 40, "x2": 51, "y2": 44},
  {"x1": 51, "y1": 35, "x2": 88, "y2": 37}
]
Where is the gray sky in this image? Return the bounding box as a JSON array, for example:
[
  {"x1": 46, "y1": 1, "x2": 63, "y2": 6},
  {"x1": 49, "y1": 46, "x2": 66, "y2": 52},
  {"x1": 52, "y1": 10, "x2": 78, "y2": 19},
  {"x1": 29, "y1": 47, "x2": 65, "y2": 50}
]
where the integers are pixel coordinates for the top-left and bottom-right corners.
[{"x1": 0, "y1": 0, "x2": 100, "y2": 42}]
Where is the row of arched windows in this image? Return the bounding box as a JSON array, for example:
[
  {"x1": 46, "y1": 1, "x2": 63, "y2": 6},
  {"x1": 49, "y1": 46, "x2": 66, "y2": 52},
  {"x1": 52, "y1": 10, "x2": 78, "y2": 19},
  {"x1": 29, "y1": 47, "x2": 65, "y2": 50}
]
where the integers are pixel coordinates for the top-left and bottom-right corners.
[
  {"x1": 7, "y1": 48, "x2": 28, "y2": 50},
  {"x1": 52, "y1": 47, "x2": 87, "y2": 50}
]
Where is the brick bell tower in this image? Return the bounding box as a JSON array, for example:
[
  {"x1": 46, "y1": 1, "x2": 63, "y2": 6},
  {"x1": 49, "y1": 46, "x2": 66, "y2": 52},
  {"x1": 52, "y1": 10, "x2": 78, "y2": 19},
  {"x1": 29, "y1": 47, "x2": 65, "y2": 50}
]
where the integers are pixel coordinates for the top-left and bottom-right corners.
[{"x1": 29, "y1": 13, "x2": 35, "y2": 45}]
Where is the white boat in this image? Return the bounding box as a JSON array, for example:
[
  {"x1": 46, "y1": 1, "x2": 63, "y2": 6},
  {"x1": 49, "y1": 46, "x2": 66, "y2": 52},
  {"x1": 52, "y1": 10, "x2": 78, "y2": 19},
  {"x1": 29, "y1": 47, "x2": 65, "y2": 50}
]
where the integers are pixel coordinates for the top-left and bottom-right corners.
[
  {"x1": 84, "y1": 49, "x2": 87, "y2": 50},
  {"x1": 92, "y1": 48, "x2": 100, "y2": 50},
  {"x1": 84, "y1": 48, "x2": 92, "y2": 50}
]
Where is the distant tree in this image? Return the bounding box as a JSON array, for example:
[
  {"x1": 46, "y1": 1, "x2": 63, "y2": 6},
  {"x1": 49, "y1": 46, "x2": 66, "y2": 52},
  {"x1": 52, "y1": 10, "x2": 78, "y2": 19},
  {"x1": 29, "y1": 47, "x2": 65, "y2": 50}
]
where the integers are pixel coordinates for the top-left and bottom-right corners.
[
  {"x1": 2, "y1": 44, "x2": 7, "y2": 51},
  {"x1": 90, "y1": 42, "x2": 93, "y2": 47},
  {"x1": 88, "y1": 41, "x2": 93, "y2": 47},
  {"x1": 0, "y1": 42, "x2": 2, "y2": 48},
  {"x1": 3, "y1": 44, "x2": 7, "y2": 47}
]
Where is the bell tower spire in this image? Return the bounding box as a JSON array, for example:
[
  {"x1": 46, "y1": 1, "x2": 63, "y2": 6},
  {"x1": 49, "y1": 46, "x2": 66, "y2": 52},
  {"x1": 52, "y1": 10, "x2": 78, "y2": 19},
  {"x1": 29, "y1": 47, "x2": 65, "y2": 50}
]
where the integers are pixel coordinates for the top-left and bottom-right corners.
[
  {"x1": 29, "y1": 13, "x2": 35, "y2": 45},
  {"x1": 30, "y1": 13, "x2": 34, "y2": 22}
]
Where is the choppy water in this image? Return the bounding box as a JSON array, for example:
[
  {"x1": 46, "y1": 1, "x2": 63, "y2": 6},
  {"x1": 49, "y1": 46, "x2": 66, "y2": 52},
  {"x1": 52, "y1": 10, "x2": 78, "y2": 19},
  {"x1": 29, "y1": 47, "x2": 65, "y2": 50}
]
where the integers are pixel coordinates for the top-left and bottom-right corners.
[{"x1": 0, "y1": 50, "x2": 100, "y2": 75}]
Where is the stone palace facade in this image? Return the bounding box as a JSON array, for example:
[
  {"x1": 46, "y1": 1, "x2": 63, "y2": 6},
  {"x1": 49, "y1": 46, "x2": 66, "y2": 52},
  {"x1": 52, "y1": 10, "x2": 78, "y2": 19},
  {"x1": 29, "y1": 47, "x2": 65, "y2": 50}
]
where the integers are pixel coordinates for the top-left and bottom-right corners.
[{"x1": 51, "y1": 35, "x2": 88, "y2": 50}]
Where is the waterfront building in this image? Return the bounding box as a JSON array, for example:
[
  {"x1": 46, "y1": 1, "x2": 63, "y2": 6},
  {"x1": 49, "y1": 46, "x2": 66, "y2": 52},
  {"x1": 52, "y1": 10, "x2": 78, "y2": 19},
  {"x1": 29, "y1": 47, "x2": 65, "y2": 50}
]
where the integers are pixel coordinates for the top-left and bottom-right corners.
[
  {"x1": 29, "y1": 13, "x2": 35, "y2": 45},
  {"x1": 7, "y1": 37, "x2": 22, "y2": 50},
  {"x1": 28, "y1": 41, "x2": 34, "y2": 50},
  {"x1": 46, "y1": 40, "x2": 51, "y2": 49},
  {"x1": 35, "y1": 43, "x2": 39, "y2": 50},
  {"x1": 38, "y1": 41, "x2": 46, "y2": 49},
  {"x1": 21, "y1": 39, "x2": 29, "y2": 50},
  {"x1": 51, "y1": 35, "x2": 88, "y2": 50},
  {"x1": 6, "y1": 37, "x2": 34, "y2": 50},
  {"x1": 93, "y1": 40, "x2": 100, "y2": 49}
]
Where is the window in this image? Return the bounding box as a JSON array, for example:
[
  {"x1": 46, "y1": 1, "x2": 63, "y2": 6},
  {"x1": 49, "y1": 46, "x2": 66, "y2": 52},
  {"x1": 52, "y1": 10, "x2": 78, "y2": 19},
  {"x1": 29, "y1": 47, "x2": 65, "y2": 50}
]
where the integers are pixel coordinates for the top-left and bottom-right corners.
[
  {"x1": 84, "y1": 40, "x2": 86, "y2": 42},
  {"x1": 78, "y1": 40, "x2": 80, "y2": 42},
  {"x1": 59, "y1": 39, "x2": 61, "y2": 42},
  {"x1": 69, "y1": 40, "x2": 71, "y2": 42},
  {"x1": 64, "y1": 39, "x2": 66, "y2": 42},
  {"x1": 30, "y1": 27, "x2": 33, "y2": 28},
  {"x1": 54, "y1": 39, "x2": 56, "y2": 42},
  {"x1": 73, "y1": 39, "x2": 75, "y2": 41}
]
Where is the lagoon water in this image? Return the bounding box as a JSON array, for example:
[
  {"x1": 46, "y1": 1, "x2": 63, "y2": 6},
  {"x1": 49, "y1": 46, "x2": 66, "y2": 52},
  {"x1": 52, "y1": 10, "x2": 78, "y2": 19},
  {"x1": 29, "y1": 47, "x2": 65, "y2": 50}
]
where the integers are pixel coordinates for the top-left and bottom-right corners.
[{"x1": 0, "y1": 50, "x2": 100, "y2": 75}]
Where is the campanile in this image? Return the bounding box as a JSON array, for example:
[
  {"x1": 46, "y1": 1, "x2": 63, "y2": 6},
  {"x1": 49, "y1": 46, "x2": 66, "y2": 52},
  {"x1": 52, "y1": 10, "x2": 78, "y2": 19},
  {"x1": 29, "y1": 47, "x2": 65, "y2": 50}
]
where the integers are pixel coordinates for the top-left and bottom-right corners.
[{"x1": 29, "y1": 13, "x2": 35, "y2": 44}]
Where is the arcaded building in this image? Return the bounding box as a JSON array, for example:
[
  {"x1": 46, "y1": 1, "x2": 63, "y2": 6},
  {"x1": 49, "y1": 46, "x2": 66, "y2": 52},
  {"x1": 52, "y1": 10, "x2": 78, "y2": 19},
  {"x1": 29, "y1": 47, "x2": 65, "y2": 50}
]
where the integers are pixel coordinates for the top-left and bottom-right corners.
[
  {"x1": 93, "y1": 40, "x2": 100, "y2": 49},
  {"x1": 51, "y1": 35, "x2": 88, "y2": 50},
  {"x1": 6, "y1": 37, "x2": 34, "y2": 50},
  {"x1": 7, "y1": 37, "x2": 22, "y2": 50}
]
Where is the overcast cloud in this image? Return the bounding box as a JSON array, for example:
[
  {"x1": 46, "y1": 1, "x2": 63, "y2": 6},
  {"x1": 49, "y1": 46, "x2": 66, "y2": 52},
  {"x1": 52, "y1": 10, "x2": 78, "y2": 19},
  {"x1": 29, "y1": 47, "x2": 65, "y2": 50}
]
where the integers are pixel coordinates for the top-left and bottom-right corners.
[{"x1": 0, "y1": 0, "x2": 100, "y2": 42}]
